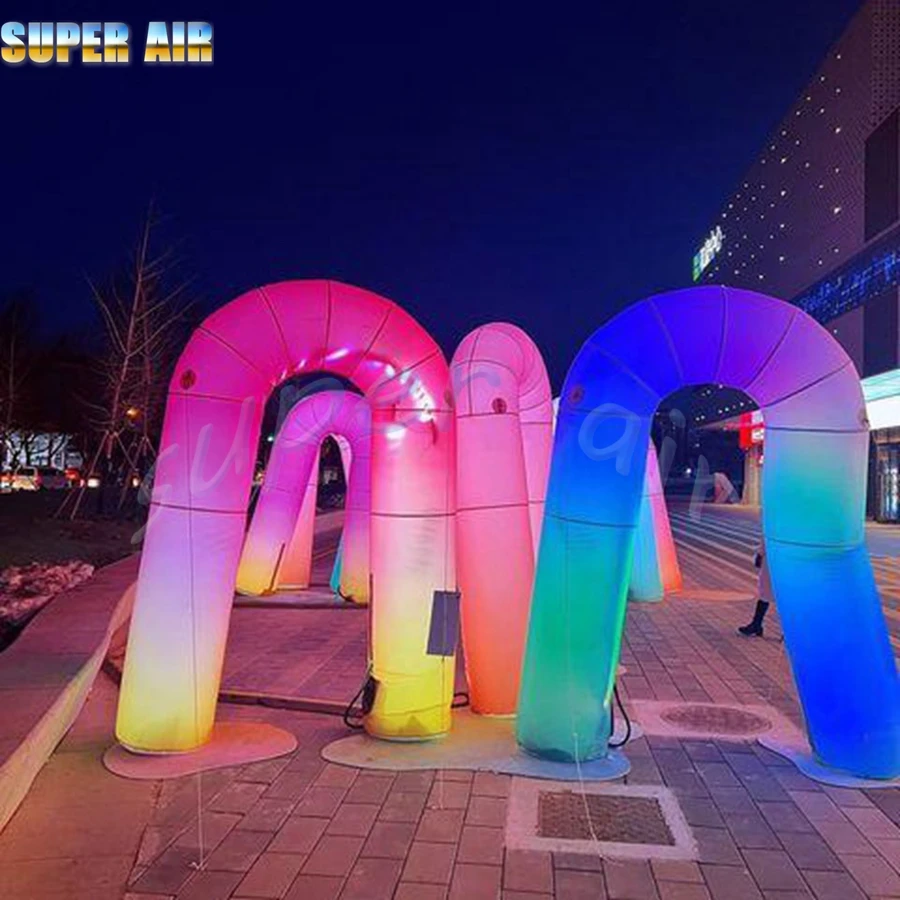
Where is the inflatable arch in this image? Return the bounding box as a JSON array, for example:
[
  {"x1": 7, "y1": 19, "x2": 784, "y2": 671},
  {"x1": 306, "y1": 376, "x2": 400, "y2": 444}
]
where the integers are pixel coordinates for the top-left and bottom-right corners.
[
  {"x1": 450, "y1": 323, "x2": 553, "y2": 714},
  {"x1": 274, "y1": 442, "x2": 321, "y2": 592},
  {"x1": 237, "y1": 391, "x2": 371, "y2": 603},
  {"x1": 630, "y1": 442, "x2": 682, "y2": 601},
  {"x1": 116, "y1": 280, "x2": 456, "y2": 752},
  {"x1": 552, "y1": 397, "x2": 682, "y2": 602},
  {"x1": 518, "y1": 286, "x2": 900, "y2": 779},
  {"x1": 327, "y1": 435, "x2": 354, "y2": 591}
]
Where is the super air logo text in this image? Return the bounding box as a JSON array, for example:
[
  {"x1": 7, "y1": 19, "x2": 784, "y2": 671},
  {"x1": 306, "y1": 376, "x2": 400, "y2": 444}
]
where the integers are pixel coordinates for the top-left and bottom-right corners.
[{"x1": 0, "y1": 22, "x2": 213, "y2": 65}]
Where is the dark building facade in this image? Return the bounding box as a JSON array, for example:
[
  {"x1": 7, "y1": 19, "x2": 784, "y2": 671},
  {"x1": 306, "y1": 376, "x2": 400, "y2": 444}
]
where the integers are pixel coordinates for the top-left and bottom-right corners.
[
  {"x1": 688, "y1": 1, "x2": 900, "y2": 517},
  {"x1": 694, "y1": 0, "x2": 900, "y2": 377}
]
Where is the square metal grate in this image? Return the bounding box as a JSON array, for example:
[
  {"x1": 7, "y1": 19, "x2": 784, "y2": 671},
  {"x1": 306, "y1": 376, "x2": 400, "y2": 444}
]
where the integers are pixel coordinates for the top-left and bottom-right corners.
[{"x1": 537, "y1": 791, "x2": 675, "y2": 845}]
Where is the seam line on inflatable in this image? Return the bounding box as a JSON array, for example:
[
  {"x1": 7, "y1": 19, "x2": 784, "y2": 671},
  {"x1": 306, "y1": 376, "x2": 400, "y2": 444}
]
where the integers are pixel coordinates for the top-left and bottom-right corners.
[
  {"x1": 452, "y1": 355, "x2": 521, "y2": 382},
  {"x1": 544, "y1": 512, "x2": 633, "y2": 529},
  {"x1": 740, "y1": 308, "x2": 799, "y2": 393},
  {"x1": 750, "y1": 358, "x2": 852, "y2": 412},
  {"x1": 197, "y1": 326, "x2": 272, "y2": 384},
  {"x1": 647, "y1": 299, "x2": 686, "y2": 384},
  {"x1": 183, "y1": 394, "x2": 202, "y2": 748},
  {"x1": 713, "y1": 285, "x2": 730, "y2": 384},
  {"x1": 150, "y1": 502, "x2": 247, "y2": 515},
  {"x1": 170, "y1": 390, "x2": 258, "y2": 405},
  {"x1": 457, "y1": 500, "x2": 531, "y2": 513},
  {"x1": 256, "y1": 287, "x2": 294, "y2": 374},
  {"x1": 345, "y1": 307, "x2": 393, "y2": 387},
  {"x1": 583, "y1": 342, "x2": 662, "y2": 406}
]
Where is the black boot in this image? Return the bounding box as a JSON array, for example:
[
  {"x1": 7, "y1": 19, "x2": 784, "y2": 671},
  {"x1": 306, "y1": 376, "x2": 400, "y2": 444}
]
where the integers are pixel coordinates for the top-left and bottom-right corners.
[{"x1": 738, "y1": 600, "x2": 769, "y2": 637}]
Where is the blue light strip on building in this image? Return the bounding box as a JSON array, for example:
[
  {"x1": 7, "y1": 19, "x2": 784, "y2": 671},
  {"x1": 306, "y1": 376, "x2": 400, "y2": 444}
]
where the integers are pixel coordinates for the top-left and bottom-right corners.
[{"x1": 793, "y1": 225, "x2": 900, "y2": 322}]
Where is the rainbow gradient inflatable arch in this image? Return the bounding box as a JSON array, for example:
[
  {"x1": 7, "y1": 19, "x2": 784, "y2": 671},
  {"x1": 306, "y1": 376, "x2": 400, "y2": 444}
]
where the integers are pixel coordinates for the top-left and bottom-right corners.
[
  {"x1": 116, "y1": 281, "x2": 456, "y2": 751},
  {"x1": 237, "y1": 390, "x2": 371, "y2": 603},
  {"x1": 517, "y1": 285, "x2": 900, "y2": 778},
  {"x1": 450, "y1": 323, "x2": 553, "y2": 715}
]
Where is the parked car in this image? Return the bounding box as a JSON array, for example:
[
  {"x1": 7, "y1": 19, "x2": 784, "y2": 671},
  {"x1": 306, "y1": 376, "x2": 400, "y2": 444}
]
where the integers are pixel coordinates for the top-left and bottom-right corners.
[
  {"x1": 0, "y1": 466, "x2": 69, "y2": 491},
  {"x1": 36, "y1": 467, "x2": 69, "y2": 489}
]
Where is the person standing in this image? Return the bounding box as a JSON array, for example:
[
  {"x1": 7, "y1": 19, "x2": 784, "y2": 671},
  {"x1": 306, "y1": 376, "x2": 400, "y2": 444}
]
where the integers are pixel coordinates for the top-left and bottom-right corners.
[{"x1": 738, "y1": 539, "x2": 773, "y2": 637}]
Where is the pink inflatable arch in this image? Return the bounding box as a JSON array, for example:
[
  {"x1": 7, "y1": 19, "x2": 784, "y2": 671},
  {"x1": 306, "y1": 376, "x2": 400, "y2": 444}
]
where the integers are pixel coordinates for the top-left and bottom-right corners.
[
  {"x1": 279, "y1": 434, "x2": 354, "y2": 593},
  {"x1": 116, "y1": 281, "x2": 456, "y2": 751},
  {"x1": 450, "y1": 323, "x2": 553, "y2": 714},
  {"x1": 275, "y1": 443, "x2": 321, "y2": 591},
  {"x1": 237, "y1": 391, "x2": 371, "y2": 603}
]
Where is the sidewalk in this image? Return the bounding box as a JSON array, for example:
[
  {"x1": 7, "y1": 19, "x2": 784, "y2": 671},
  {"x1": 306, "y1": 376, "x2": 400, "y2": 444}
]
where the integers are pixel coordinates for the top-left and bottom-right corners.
[{"x1": 0, "y1": 517, "x2": 899, "y2": 898}]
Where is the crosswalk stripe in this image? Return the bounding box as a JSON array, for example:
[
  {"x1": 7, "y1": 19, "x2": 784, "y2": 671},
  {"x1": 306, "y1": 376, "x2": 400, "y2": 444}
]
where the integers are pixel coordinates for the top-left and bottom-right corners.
[{"x1": 667, "y1": 506, "x2": 900, "y2": 654}]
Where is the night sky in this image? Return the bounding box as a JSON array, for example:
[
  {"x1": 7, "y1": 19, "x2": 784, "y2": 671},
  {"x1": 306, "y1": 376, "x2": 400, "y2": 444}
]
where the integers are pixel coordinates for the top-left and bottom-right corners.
[{"x1": 4, "y1": 1, "x2": 862, "y2": 387}]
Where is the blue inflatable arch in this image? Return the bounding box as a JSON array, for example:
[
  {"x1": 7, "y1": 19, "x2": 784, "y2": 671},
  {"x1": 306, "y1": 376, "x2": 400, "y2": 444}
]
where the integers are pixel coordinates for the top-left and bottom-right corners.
[{"x1": 517, "y1": 286, "x2": 900, "y2": 779}]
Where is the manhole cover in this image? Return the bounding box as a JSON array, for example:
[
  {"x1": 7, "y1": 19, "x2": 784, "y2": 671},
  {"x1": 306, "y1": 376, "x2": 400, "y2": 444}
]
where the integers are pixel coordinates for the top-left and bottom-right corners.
[
  {"x1": 538, "y1": 791, "x2": 675, "y2": 845},
  {"x1": 660, "y1": 704, "x2": 772, "y2": 736}
]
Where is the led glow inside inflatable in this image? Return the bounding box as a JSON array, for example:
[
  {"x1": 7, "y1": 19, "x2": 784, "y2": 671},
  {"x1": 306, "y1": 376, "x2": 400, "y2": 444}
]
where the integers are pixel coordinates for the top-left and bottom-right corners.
[
  {"x1": 630, "y1": 441, "x2": 682, "y2": 601},
  {"x1": 116, "y1": 277, "x2": 898, "y2": 780},
  {"x1": 237, "y1": 391, "x2": 371, "y2": 603},
  {"x1": 517, "y1": 286, "x2": 900, "y2": 779},
  {"x1": 116, "y1": 280, "x2": 456, "y2": 751},
  {"x1": 450, "y1": 323, "x2": 553, "y2": 715}
]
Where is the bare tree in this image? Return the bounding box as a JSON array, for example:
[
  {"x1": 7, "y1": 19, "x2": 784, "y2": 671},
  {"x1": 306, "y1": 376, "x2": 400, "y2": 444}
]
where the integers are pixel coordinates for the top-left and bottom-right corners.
[
  {"x1": 61, "y1": 205, "x2": 194, "y2": 518},
  {"x1": 0, "y1": 293, "x2": 38, "y2": 471}
]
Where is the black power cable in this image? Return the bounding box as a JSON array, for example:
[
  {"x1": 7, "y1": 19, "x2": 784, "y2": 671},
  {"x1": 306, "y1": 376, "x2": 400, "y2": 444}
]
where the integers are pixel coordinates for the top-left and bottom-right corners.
[
  {"x1": 342, "y1": 671, "x2": 370, "y2": 730},
  {"x1": 608, "y1": 683, "x2": 632, "y2": 748}
]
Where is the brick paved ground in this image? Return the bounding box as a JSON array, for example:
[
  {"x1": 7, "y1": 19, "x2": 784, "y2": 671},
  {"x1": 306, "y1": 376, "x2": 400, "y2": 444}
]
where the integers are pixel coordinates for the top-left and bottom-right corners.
[
  {"x1": 1, "y1": 505, "x2": 899, "y2": 899},
  {"x1": 112, "y1": 703, "x2": 900, "y2": 900}
]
